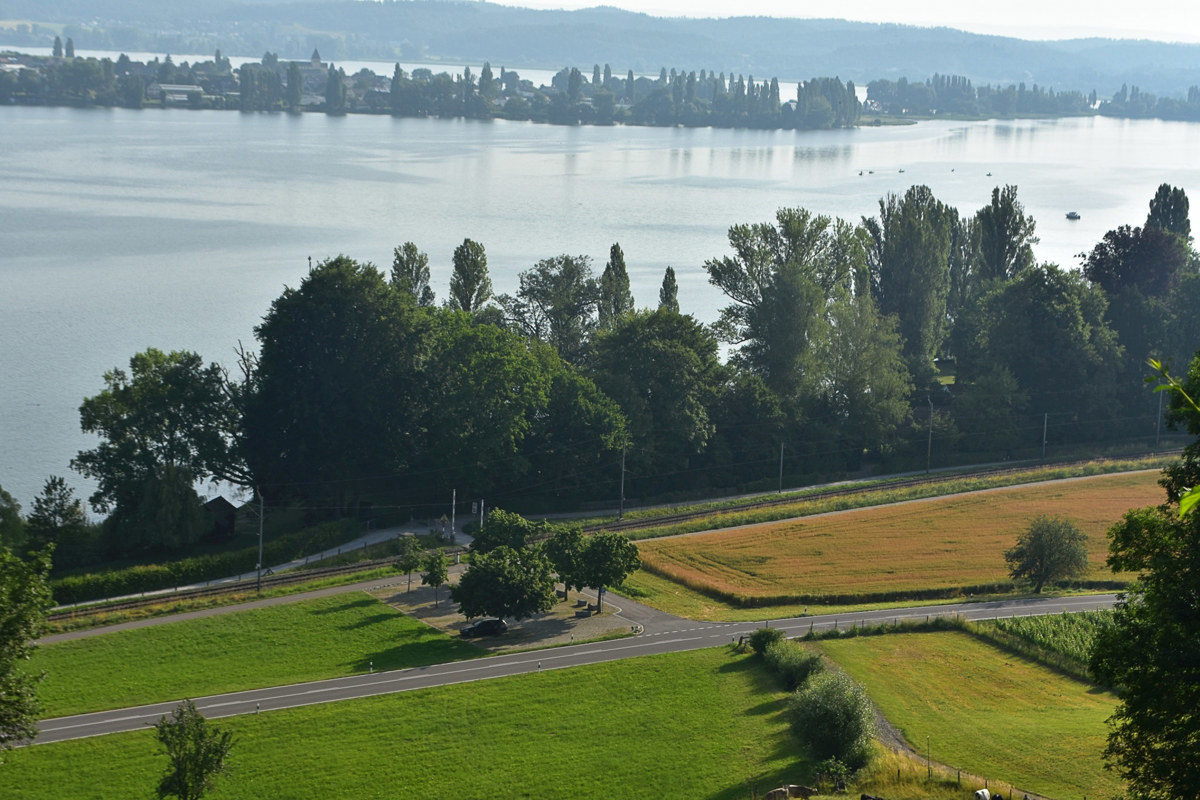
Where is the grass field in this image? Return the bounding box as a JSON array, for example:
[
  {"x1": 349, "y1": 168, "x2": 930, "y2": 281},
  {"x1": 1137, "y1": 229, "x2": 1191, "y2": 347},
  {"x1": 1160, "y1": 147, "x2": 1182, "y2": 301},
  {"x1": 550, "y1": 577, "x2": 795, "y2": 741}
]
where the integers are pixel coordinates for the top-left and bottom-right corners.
[
  {"x1": 820, "y1": 630, "x2": 1122, "y2": 800},
  {"x1": 6, "y1": 649, "x2": 807, "y2": 800},
  {"x1": 32, "y1": 593, "x2": 482, "y2": 718},
  {"x1": 636, "y1": 472, "x2": 1158, "y2": 607}
]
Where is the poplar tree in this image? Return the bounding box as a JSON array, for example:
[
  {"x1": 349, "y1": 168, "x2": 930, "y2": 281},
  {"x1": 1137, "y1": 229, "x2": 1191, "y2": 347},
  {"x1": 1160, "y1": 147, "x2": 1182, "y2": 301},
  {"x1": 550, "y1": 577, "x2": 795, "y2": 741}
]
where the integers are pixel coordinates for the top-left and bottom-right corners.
[
  {"x1": 658, "y1": 266, "x2": 679, "y2": 313},
  {"x1": 598, "y1": 242, "x2": 634, "y2": 331},
  {"x1": 448, "y1": 238, "x2": 492, "y2": 313}
]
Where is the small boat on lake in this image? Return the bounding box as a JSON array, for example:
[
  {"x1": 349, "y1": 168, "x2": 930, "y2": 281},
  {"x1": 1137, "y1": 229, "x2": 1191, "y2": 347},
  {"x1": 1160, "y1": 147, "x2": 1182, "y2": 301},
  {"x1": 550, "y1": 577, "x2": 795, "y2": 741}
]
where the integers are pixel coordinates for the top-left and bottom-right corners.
[{"x1": 1066, "y1": 211, "x2": 1081, "y2": 220}]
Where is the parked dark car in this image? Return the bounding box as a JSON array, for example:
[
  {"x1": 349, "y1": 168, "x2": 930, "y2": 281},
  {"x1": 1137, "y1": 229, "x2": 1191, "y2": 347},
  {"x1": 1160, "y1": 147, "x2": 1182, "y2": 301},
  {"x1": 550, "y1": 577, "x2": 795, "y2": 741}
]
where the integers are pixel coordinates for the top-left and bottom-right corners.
[{"x1": 460, "y1": 618, "x2": 508, "y2": 637}]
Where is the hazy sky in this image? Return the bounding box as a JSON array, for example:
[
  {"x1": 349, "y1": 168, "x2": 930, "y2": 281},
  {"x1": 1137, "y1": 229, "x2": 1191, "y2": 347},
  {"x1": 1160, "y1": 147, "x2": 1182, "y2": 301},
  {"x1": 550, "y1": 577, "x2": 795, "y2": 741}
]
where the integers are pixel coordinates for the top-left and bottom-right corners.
[{"x1": 484, "y1": 1, "x2": 1200, "y2": 44}]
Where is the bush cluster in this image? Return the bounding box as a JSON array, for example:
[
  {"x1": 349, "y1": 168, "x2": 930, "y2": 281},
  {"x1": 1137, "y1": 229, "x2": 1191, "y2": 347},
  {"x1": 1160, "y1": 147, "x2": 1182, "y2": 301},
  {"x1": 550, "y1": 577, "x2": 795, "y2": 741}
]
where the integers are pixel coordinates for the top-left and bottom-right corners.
[
  {"x1": 747, "y1": 627, "x2": 876, "y2": 773},
  {"x1": 786, "y1": 670, "x2": 876, "y2": 771},
  {"x1": 747, "y1": 626, "x2": 785, "y2": 655},
  {"x1": 763, "y1": 639, "x2": 825, "y2": 690}
]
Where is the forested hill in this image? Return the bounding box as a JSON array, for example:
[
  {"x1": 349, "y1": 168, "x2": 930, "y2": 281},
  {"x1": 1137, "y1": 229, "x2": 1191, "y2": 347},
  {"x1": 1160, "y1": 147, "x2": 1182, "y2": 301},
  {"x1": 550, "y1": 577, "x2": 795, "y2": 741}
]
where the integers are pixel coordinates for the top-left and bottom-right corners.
[{"x1": 4, "y1": 0, "x2": 1200, "y2": 96}]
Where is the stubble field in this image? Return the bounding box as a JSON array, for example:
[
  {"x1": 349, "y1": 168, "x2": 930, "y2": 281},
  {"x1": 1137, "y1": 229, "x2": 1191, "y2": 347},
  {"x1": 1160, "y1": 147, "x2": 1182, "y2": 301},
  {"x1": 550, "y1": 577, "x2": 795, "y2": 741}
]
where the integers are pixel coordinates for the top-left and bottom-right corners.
[{"x1": 637, "y1": 472, "x2": 1160, "y2": 604}]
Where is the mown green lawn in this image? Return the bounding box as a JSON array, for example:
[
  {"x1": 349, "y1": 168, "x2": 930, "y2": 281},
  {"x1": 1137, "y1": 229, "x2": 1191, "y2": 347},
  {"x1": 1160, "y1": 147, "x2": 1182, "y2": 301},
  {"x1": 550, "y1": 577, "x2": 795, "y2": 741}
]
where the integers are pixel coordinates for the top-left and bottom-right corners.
[
  {"x1": 32, "y1": 593, "x2": 482, "y2": 717},
  {"x1": 6, "y1": 649, "x2": 805, "y2": 800},
  {"x1": 820, "y1": 631, "x2": 1122, "y2": 800}
]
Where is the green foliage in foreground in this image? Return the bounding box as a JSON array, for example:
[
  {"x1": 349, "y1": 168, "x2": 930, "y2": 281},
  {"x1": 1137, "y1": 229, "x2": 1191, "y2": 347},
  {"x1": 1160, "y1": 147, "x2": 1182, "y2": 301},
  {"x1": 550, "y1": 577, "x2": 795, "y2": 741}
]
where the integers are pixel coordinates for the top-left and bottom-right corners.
[
  {"x1": 32, "y1": 594, "x2": 482, "y2": 718},
  {"x1": 821, "y1": 630, "x2": 1122, "y2": 799},
  {"x1": 5, "y1": 649, "x2": 804, "y2": 800},
  {"x1": 154, "y1": 700, "x2": 234, "y2": 800}
]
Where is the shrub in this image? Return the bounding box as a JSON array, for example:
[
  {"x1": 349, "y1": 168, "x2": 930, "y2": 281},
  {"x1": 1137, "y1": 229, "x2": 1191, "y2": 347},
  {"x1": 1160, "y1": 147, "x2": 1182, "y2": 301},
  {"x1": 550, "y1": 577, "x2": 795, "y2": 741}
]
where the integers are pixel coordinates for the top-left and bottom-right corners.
[
  {"x1": 763, "y1": 639, "x2": 825, "y2": 690},
  {"x1": 748, "y1": 626, "x2": 785, "y2": 655},
  {"x1": 786, "y1": 670, "x2": 876, "y2": 770}
]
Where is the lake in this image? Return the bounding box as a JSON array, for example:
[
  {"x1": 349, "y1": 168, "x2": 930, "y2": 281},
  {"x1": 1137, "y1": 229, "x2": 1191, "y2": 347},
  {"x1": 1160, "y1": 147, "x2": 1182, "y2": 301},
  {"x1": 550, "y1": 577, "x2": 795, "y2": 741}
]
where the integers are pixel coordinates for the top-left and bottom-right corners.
[{"x1": 3, "y1": 107, "x2": 1200, "y2": 510}]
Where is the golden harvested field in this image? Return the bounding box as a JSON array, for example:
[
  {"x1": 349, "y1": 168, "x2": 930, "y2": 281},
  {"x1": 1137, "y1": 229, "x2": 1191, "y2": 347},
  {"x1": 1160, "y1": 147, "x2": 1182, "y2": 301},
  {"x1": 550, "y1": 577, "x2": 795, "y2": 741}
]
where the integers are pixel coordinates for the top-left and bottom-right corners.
[{"x1": 639, "y1": 471, "x2": 1161, "y2": 601}]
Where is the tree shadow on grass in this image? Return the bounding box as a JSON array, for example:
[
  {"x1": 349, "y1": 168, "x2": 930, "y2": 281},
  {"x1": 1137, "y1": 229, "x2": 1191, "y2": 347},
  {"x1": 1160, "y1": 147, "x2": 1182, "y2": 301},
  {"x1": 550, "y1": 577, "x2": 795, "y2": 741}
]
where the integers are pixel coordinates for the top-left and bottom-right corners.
[
  {"x1": 704, "y1": 754, "x2": 811, "y2": 800},
  {"x1": 345, "y1": 638, "x2": 482, "y2": 673},
  {"x1": 310, "y1": 596, "x2": 377, "y2": 614},
  {"x1": 340, "y1": 612, "x2": 400, "y2": 630}
]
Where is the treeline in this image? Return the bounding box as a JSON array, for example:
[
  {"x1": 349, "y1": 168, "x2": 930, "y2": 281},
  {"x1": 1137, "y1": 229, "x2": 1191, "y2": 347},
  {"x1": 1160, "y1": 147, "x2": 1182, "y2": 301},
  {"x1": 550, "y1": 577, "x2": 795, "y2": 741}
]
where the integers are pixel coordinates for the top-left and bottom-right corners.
[
  {"x1": 866, "y1": 74, "x2": 1094, "y2": 117},
  {"x1": 0, "y1": 50, "x2": 859, "y2": 130},
  {"x1": 1099, "y1": 83, "x2": 1200, "y2": 122},
  {"x1": 3, "y1": 183, "x2": 1198, "y2": 566}
]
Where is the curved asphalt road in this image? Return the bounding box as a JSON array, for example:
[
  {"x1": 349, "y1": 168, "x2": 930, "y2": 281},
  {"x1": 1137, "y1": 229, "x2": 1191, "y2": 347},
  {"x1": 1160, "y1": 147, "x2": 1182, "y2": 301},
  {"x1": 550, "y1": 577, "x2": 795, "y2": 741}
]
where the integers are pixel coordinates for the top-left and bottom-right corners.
[{"x1": 36, "y1": 591, "x2": 1118, "y2": 745}]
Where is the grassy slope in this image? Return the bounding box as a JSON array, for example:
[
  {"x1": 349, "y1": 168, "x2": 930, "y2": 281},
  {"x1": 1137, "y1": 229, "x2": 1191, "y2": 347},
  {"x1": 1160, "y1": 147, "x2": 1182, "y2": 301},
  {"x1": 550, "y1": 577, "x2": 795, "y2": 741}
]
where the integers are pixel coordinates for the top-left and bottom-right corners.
[
  {"x1": 32, "y1": 593, "x2": 482, "y2": 718},
  {"x1": 6, "y1": 649, "x2": 804, "y2": 800},
  {"x1": 636, "y1": 471, "x2": 1157, "y2": 603},
  {"x1": 820, "y1": 631, "x2": 1122, "y2": 800}
]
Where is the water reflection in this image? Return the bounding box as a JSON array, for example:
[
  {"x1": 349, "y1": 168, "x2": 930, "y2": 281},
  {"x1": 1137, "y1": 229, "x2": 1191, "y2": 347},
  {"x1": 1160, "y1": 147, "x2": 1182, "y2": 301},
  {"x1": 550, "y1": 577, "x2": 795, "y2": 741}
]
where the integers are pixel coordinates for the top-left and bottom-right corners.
[{"x1": 3, "y1": 109, "x2": 1200, "y2": 507}]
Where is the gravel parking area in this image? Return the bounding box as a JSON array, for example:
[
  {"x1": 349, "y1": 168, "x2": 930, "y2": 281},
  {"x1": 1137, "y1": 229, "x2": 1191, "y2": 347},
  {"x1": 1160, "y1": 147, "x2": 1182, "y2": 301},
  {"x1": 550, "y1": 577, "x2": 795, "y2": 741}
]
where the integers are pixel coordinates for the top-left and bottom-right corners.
[{"x1": 371, "y1": 578, "x2": 635, "y2": 653}]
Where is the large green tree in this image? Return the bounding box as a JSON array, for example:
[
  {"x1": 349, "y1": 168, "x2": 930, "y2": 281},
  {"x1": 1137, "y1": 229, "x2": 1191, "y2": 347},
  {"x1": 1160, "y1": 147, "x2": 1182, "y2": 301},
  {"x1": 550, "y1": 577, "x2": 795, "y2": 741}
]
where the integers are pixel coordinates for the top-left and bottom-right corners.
[
  {"x1": 447, "y1": 238, "x2": 493, "y2": 313},
  {"x1": 1088, "y1": 359, "x2": 1200, "y2": 799},
  {"x1": 813, "y1": 290, "x2": 912, "y2": 467},
  {"x1": 0, "y1": 546, "x2": 52, "y2": 758},
  {"x1": 243, "y1": 256, "x2": 420, "y2": 505},
  {"x1": 471, "y1": 508, "x2": 543, "y2": 555},
  {"x1": 1004, "y1": 515, "x2": 1089, "y2": 592},
  {"x1": 598, "y1": 243, "x2": 634, "y2": 331},
  {"x1": 499, "y1": 254, "x2": 599, "y2": 366},
  {"x1": 579, "y1": 531, "x2": 640, "y2": 612},
  {"x1": 974, "y1": 184, "x2": 1037, "y2": 283},
  {"x1": 953, "y1": 263, "x2": 1122, "y2": 443},
  {"x1": 592, "y1": 308, "x2": 723, "y2": 488},
  {"x1": 705, "y1": 208, "x2": 861, "y2": 399},
  {"x1": 1146, "y1": 182, "x2": 1191, "y2": 240},
  {"x1": 451, "y1": 544, "x2": 557, "y2": 621},
  {"x1": 391, "y1": 242, "x2": 435, "y2": 307},
  {"x1": 517, "y1": 348, "x2": 626, "y2": 506},
  {"x1": 25, "y1": 476, "x2": 91, "y2": 570},
  {"x1": 154, "y1": 700, "x2": 233, "y2": 800},
  {"x1": 71, "y1": 348, "x2": 240, "y2": 552},
  {"x1": 866, "y1": 185, "x2": 957, "y2": 385},
  {"x1": 542, "y1": 525, "x2": 585, "y2": 602},
  {"x1": 413, "y1": 312, "x2": 551, "y2": 496},
  {"x1": 1082, "y1": 224, "x2": 1191, "y2": 299},
  {"x1": 658, "y1": 266, "x2": 679, "y2": 312}
]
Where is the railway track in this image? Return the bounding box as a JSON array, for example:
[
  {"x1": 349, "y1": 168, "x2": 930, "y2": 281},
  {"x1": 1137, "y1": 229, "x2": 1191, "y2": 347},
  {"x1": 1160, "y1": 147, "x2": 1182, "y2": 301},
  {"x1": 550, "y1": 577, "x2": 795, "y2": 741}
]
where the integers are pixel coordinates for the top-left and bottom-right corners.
[
  {"x1": 581, "y1": 453, "x2": 1172, "y2": 536},
  {"x1": 50, "y1": 452, "x2": 1167, "y2": 623},
  {"x1": 47, "y1": 558, "x2": 400, "y2": 623}
]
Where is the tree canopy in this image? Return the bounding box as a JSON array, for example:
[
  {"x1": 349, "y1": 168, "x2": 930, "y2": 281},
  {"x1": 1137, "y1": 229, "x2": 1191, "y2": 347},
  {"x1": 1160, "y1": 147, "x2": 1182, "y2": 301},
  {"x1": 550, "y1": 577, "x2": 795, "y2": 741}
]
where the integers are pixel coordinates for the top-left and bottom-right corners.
[
  {"x1": 451, "y1": 544, "x2": 557, "y2": 620},
  {"x1": 154, "y1": 700, "x2": 234, "y2": 800},
  {"x1": 71, "y1": 348, "x2": 240, "y2": 553},
  {"x1": 1087, "y1": 356, "x2": 1200, "y2": 799},
  {"x1": 1003, "y1": 514, "x2": 1088, "y2": 592},
  {"x1": 0, "y1": 546, "x2": 53, "y2": 758},
  {"x1": 448, "y1": 238, "x2": 493, "y2": 313},
  {"x1": 578, "y1": 531, "x2": 640, "y2": 612}
]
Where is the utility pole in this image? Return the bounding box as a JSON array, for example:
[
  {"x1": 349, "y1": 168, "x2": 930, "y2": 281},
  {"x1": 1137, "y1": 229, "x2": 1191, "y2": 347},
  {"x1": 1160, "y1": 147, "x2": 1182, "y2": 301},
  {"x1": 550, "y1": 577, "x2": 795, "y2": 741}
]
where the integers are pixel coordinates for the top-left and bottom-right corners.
[
  {"x1": 778, "y1": 441, "x2": 784, "y2": 493},
  {"x1": 1042, "y1": 412, "x2": 1048, "y2": 460},
  {"x1": 256, "y1": 487, "x2": 264, "y2": 593},
  {"x1": 451, "y1": 488, "x2": 456, "y2": 543},
  {"x1": 618, "y1": 439, "x2": 627, "y2": 520},
  {"x1": 926, "y1": 396, "x2": 934, "y2": 473},
  {"x1": 1155, "y1": 389, "x2": 1163, "y2": 452}
]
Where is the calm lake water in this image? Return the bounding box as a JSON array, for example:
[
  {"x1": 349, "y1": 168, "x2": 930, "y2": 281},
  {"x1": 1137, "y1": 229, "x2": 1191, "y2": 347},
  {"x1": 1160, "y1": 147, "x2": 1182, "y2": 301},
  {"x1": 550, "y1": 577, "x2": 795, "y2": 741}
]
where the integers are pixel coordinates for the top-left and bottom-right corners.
[{"x1": 4, "y1": 107, "x2": 1200, "y2": 510}]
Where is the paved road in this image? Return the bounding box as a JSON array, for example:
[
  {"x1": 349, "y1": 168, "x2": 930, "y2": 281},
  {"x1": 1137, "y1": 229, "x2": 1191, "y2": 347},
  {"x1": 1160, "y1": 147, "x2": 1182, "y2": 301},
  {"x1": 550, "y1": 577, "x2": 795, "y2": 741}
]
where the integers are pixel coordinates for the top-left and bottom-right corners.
[{"x1": 36, "y1": 592, "x2": 1118, "y2": 745}]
